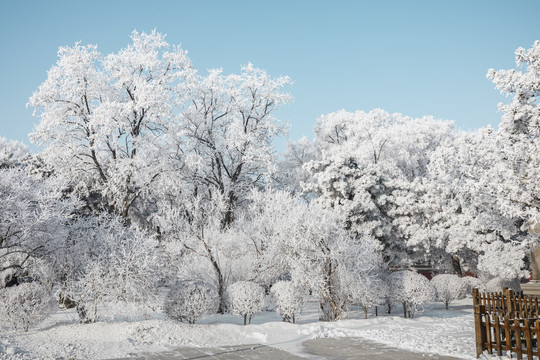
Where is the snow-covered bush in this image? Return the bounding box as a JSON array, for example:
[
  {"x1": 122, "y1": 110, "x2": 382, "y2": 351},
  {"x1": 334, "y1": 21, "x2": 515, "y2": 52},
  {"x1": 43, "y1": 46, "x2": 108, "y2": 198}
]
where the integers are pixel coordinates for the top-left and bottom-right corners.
[
  {"x1": 431, "y1": 274, "x2": 466, "y2": 310},
  {"x1": 389, "y1": 270, "x2": 435, "y2": 318},
  {"x1": 270, "y1": 281, "x2": 305, "y2": 323},
  {"x1": 0, "y1": 282, "x2": 56, "y2": 331},
  {"x1": 227, "y1": 281, "x2": 265, "y2": 325},
  {"x1": 164, "y1": 280, "x2": 219, "y2": 324},
  {"x1": 59, "y1": 215, "x2": 162, "y2": 323},
  {"x1": 361, "y1": 277, "x2": 390, "y2": 318},
  {"x1": 462, "y1": 276, "x2": 486, "y2": 295},
  {"x1": 485, "y1": 277, "x2": 520, "y2": 293}
]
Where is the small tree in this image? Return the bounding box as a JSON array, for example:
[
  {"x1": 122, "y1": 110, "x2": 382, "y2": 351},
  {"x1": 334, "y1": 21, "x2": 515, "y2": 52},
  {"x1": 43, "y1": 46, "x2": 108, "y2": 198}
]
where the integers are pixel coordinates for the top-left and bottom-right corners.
[
  {"x1": 0, "y1": 282, "x2": 56, "y2": 331},
  {"x1": 389, "y1": 270, "x2": 435, "y2": 318},
  {"x1": 59, "y1": 215, "x2": 162, "y2": 323},
  {"x1": 164, "y1": 280, "x2": 219, "y2": 324},
  {"x1": 431, "y1": 274, "x2": 466, "y2": 310},
  {"x1": 227, "y1": 281, "x2": 265, "y2": 325},
  {"x1": 270, "y1": 281, "x2": 305, "y2": 323}
]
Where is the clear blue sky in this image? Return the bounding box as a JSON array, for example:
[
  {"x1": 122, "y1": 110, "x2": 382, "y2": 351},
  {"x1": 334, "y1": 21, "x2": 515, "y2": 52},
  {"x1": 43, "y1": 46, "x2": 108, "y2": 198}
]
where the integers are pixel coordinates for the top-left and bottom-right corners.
[{"x1": 1, "y1": 0, "x2": 539, "y2": 150}]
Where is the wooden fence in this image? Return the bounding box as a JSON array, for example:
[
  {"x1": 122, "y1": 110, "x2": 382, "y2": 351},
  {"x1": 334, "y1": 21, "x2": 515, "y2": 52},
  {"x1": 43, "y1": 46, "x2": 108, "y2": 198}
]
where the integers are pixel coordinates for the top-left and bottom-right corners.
[{"x1": 473, "y1": 288, "x2": 540, "y2": 359}]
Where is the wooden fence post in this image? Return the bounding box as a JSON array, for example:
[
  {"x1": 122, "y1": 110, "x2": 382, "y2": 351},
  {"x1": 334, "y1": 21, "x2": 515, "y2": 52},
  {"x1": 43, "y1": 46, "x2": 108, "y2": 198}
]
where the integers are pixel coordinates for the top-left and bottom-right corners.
[
  {"x1": 505, "y1": 288, "x2": 514, "y2": 315},
  {"x1": 474, "y1": 304, "x2": 486, "y2": 358}
]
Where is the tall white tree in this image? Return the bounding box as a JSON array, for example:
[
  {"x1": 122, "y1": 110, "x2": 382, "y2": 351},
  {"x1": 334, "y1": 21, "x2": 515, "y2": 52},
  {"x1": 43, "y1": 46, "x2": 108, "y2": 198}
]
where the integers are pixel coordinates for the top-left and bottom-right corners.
[
  {"x1": 29, "y1": 30, "x2": 194, "y2": 219},
  {"x1": 174, "y1": 63, "x2": 292, "y2": 225},
  {"x1": 487, "y1": 41, "x2": 540, "y2": 225},
  {"x1": 303, "y1": 109, "x2": 454, "y2": 263}
]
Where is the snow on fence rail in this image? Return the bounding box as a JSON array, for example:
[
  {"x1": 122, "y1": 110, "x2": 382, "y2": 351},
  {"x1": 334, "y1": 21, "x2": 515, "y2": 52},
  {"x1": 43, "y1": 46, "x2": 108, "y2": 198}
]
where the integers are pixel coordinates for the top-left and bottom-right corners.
[{"x1": 473, "y1": 288, "x2": 540, "y2": 359}]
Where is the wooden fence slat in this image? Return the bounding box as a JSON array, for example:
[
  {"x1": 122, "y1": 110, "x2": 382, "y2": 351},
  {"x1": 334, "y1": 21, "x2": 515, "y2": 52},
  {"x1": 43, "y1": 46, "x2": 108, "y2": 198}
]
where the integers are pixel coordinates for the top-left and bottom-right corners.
[
  {"x1": 486, "y1": 312, "x2": 493, "y2": 354},
  {"x1": 474, "y1": 303, "x2": 486, "y2": 358},
  {"x1": 515, "y1": 318, "x2": 523, "y2": 360},
  {"x1": 534, "y1": 318, "x2": 540, "y2": 358},
  {"x1": 525, "y1": 318, "x2": 533, "y2": 359},
  {"x1": 494, "y1": 314, "x2": 502, "y2": 356},
  {"x1": 505, "y1": 316, "x2": 512, "y2": 356},
  {"x1": 473, "y1": 288, "x2": 479, "y2": 306}
]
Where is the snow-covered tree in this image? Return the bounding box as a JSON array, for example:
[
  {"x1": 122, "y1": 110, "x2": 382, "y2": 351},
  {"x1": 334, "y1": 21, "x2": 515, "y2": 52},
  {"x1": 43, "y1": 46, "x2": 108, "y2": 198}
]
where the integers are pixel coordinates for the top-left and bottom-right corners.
[
  {"x1": 0, "y1": 282, "x2": 56, "y2": 331},
  {"x1": 485, "y1": 40, "x2": 540, "y2": 235},
  {"x1": 153, "y1": 192, "x2": 252, "y2": 313},
  {"x1": 430, "y1": 274, "x2": 466, "y2": 310},
  {"x1": 171, "y1": 63, "x2": 292, "y2": 226},
  {"x1": 419, "y1": 128, "x2": 528, "y2": 276},
  {"x1": 0, "y1": 167, "x2": 79, "y2": 288},
  {"x1": 226, "y1": 281, "x2": 266, "y2": 325},
  {"x1": 58, "y1": 215, "x2": 162, "y2": 323},
  {"x1": 244, "y1": 188, "x2": 384, "y2": 322},
  {"x1": 270, "y1": 281, "x2": 305, "y2": 323},
  {"x1": 275, "y1": 136, "x2": 317, "y2": 195},
  {"x1": 303, "y1": 109, "x2": 454, "y2": 264},
  {"x1": 164, "y1": 280, "x2": 219, "y2": 324},
  {"x1": 28, "y1": 30, "x2": 194, "y2": 219},
  {"x1": 388, "y1": 270, "x2": 435, "y2": 318},
  {"x1": 0, "y1": 137, "x2": 30, "y2": 169}
]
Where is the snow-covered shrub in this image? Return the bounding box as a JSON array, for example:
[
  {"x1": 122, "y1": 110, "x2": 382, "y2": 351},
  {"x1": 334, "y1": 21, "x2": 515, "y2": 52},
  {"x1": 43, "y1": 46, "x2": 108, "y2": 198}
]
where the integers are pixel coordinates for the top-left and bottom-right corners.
[
  {"x1": 362, "y1": 278, "x2": 390, "y2": 318},
  {"x1": 164, "y1": 280, "x2": 219, "y2": 324},
  {"x1": 60, "y1": 215, "x2": 162, "y2": 323},
  {"x1": 227, "y1": 281, "x2": 265, "y2": 325},
  {"x1": 485, "y1": 277, "x2": 520, "y2": 293},
  {"x1": 388, "y1": 270, "x2": 435, "y2": 318},
  {"x1": 0, "y1": 282, "x2": 56, "y2": 331},
  {"x1": 462, "y1": 276, "x2": 486, "y2": 295},
  {"x1": 270, "y1": 281, "x2": 305, "y2": 323},
  {"x1": 431, "y1": 274, "x2": 466, "y2": 310}
]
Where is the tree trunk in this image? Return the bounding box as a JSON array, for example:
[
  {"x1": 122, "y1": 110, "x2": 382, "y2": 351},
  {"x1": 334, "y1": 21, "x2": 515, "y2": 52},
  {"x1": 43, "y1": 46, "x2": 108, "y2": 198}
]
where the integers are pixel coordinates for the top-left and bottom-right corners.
[
  {"x1": 243, "y1": 314, "x2": 247, "y2": 326},
  {"x1": 402, "y1": 301, "x2": 407, "y2": 318},
  {"x1": 445, "y1": 301, "x2": 449, "y2": 310},
  {"x1": 200, "y1": 227, "x2": 226, "y2": 313},
  {"x1": 375, "y1": 306, "x2": 378, "y2": 317},
  {"x1": 363, "y1": 305, "x2": 368, "y2": 319},
  {"x1": 451, "y1": 254, "x2": 463, "y2": 277},
  {"x1": 319, "y1": 259, "x2": 342, "y2": 321},
  {"x1": 213, "y1": 262, "x2": 226, "y2": 313},
  {"x1": 76, "y1": 303, "x2": 90, "y2": 324}
]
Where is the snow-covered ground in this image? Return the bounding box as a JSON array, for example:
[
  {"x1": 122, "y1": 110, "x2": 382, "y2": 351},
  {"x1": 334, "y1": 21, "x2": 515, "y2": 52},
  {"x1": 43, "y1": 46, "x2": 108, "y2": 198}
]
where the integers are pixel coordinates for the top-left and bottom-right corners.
[{"x1": 0, "y1": 297, "x2": 476, "y2": 359}]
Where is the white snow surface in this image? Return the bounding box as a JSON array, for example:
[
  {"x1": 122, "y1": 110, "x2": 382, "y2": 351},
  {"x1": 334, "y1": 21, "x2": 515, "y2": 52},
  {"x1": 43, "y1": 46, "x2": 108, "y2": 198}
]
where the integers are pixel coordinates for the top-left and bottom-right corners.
[{"x1": 0, "y1": 297, "x2": 476, "y2": 359}]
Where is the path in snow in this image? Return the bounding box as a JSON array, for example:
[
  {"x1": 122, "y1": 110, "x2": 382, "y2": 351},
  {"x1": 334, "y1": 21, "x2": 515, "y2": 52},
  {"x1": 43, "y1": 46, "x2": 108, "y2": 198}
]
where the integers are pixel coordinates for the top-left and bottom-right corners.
[
  {"x1": 111, "y1": 337, "x2": 463, "y2": 359},
  {"x1": 303, "y1": 337, "x2": 463, "y2": 359},
  {"x1": 112, "y1": 344, "x2": 303, "y2": 359}
]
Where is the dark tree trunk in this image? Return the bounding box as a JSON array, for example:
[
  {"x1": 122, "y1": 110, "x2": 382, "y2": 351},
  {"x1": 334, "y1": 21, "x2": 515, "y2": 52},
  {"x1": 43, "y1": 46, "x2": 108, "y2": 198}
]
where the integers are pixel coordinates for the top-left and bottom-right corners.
[
  {"x1": 402, "y1": 301, "x2": 408, "y2": 318},
  {"x1": 76, "y1": 304, "x2": 91, "y2": 324},
  {"x1": 451, "y1": 254, "x2": 463, "y2": 277}
]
